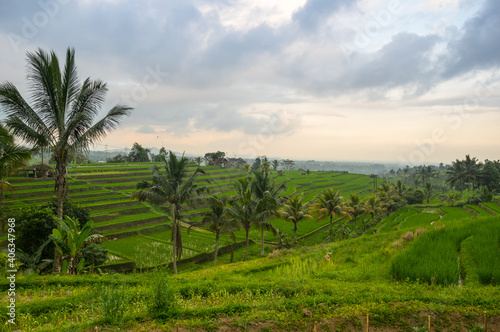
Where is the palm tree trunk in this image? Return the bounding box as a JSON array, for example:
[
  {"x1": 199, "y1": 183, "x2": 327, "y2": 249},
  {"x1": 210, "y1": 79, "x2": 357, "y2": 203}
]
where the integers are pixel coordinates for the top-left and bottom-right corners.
[
  {"x1": 214, "y1": 232, "x2": 219, "y2": 266},
  {"x1": 53, "y1": 163, "x2": 66, "y2": 273},
  {"x1": 172, "y1": 214, "x2": 178, "y2": 274},
  {"x1": 242, "y1": 227, "x2": 249, "y2": 261},
  {"x1": 329, "y1": 215, "x2": 333, "y2": 242},
  {"x1": 293, "y1": 222, "x2": 297, "y2": 243},
  {"x1": 261, "y1": 226, "x2": 265, "y2": 256}
]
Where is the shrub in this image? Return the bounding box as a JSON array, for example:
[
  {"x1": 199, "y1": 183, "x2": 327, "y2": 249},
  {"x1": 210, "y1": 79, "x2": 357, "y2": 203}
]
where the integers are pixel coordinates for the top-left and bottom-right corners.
[{"x1": 81, "y1": 243, "x2": 108, "y2": 267}]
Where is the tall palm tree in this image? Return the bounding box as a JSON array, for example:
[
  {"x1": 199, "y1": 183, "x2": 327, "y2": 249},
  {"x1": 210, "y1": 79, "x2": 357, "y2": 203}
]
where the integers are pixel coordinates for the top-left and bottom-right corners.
[
  {"x1": 0, "y1": 48, "x2": 131, "y2": 273},
  {"x1": 251, "y1": 170, "x2": 285, "y2": 255},
  {"x1": 463, "y1": 155, "x2": 481, "y2": 200},
  {"x1": 311, "y1": 188, "x2": 347, "y2": 242},
  {"x1": 424, "y1": 182, "x2": 433, "y2": 204},
  {"x1": 446, "y1": 159, "x2": 466, "y2": 201},
  {"x1": 132, "y1": 152, "x2": 206, "y2": 274},
  {"x1": 226, "y1": 177, "x2": 262, "y2": 261},
  {"x1": 277, "y1": 193, "x2": 312, "y2": 242},
  {"x1": 346, "y1": 193, "x2": 366, "y2": 229},
  {"x1": 0, "y1": 48, "x2": 131, "y2": 218},
  {"x1": 192, "y1": 195, "x2": 238, "y2": 266},
  {"x1": 365, "y1": 194, "x2": 382, "y2": 224}
]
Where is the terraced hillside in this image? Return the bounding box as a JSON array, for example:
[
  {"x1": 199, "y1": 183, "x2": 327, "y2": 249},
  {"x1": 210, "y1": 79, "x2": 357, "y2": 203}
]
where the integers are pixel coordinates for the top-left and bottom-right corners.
[{"x1": 2, "y1": 165, "x2": 375, "y2": 268}]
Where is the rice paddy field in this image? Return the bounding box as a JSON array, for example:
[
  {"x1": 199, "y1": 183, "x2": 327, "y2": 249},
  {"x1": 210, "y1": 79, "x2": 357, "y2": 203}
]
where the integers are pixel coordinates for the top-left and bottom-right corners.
[
  {"x1": 1, "y1": 163, "x2": 500, "y2": 331},
  {"x1": 1, "y1": 164, "x2": 375, "y2": 269}
]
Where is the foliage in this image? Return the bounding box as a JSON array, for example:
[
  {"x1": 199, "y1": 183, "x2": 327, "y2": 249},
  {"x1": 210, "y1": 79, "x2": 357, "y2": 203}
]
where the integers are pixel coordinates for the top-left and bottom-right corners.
[
  {"x1": 3, "y1": 239, "x2": 53, "y2": 274},
  {"x1": 50, "y1": 216, "x2": 102, "y2": 275},
  {"x1": 149, "y1": 271, "x2": 178, "y2": 318},
  {"x1": 81, "y1": 243, "x2": 108, "y2": 267},
  {"x1": 128, "y1": 142, "x2": 151, "y2": 162},
  {"x1": 405, "y1": 189, "x2": 424, "y2": 204},
  {"x1": 132, "y1": 151, "x2": 206, "y2": 274},
  {"x1": 16, "y1": 206, "x2": 58, "y2": 260},
  {"x1": 106, "y1": 153, "x2": 129, "y2": 163}
]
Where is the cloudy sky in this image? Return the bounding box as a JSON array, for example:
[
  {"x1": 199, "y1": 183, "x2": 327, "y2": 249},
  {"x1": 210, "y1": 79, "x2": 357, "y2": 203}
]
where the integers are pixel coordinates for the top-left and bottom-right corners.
[{"x1": 0, "y1": 0, "x2": 499, "y2": 164}]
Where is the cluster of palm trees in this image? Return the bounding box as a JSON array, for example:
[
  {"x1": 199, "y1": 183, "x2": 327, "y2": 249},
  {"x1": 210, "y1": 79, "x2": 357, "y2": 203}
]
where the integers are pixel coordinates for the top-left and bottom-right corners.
[
  {"x1": 136, "y1": 150, "x2": 420, "y2": 274},
  {"x1": 446, "y1": 155, "x2": 487, "y2": 202}
]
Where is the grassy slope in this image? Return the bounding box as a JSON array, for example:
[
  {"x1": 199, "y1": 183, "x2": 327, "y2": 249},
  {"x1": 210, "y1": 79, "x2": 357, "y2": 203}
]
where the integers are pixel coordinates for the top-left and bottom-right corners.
[{"x1": 1, "y1": 214, "x2": 499, "y2": 331}]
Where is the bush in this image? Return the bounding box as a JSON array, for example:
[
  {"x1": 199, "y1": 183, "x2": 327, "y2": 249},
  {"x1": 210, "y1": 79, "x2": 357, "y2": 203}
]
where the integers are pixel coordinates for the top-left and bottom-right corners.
[
  {"x1": 81, "y1": 243, "x2": 108, "y2": 267},
  {"x1": 16, "y1": 199, "x2": 94, "y2": 261},
  {"x1": 406, "y1": 190, "x2": 424, "y2": 204},
  {"x1": 16, "y1": 206, "x2": 57, "y2": 260}
]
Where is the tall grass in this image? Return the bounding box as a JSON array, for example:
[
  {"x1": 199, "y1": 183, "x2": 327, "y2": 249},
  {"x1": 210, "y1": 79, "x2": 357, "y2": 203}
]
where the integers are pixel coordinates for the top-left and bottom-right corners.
[{"x1": 391, "y1": 217, "x2": 500, "y2": 285}]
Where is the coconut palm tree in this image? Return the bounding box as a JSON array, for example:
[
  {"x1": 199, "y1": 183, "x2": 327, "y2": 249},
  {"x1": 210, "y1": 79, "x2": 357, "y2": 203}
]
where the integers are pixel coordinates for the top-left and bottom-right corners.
[
  {"x1": 251, "y1": 170, "x2": 285, "y2": 255},
  {"x1": 345, "y1": 193, "x2": 366, "y2": 229},
  {"x1": 226, "y1": 177, "x2": 263, "y2": 261},
  {"x1": 192, "y1": 195, "x2": 239, "y2": 266},
  {"x1": 311, "y1": 189, "x2": 347, "y2": 242},
  {"x1": 424, "y1": 182, "x2": 433, "y2": 204},
  {"x1": 0, "y1": 48, "x2": 131, "y2": 220},
  {"x1": 463, "y1": 155, "x2": 481, "y2": 201},
  {"x1": 0, "y1": 48, "x2": 131, "y2": 272},
  {"x1": 365, "y1": 194, "x2": 382, "y2": 224},
  {"x1": 446, "y1": 159, "x2": 466, "y2": 200},
  {"x1": 277, "y1": 193, "x2": 312, "y2": 242},
  {"x1": 132, "y1": 152, "x2": 206, "y2": 274}
]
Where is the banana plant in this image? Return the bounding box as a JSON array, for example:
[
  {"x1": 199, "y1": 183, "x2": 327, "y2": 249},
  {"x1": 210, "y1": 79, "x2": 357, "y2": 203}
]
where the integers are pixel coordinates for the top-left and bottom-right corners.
[
  {"x1": 2, "y1": 239, "x2": 53, "y2": 274},
  {"x1": 49, "y1": 216, "x2": 101, "y2": 275}
]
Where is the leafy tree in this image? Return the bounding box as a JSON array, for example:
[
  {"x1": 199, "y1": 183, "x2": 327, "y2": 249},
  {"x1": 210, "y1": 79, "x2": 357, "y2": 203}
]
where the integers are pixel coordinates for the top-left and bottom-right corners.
[
  {"x1": 481, "y1": 161, "x2": 500, "y2": 192},
  {"x1": 50, "y1": 216, "x2": 101, "y2": 275},
  {"x1": 311, "y1": 189, "x2": 347, "y2": 242},
  {"x1": 106, "y1": 153, "x2": 128, "y2": 163},
  {"x1": 277, "y1": 193, "x2": 312, "y2": 242},
  {"x1": 15, "y1": 199, "x2": 94, "y2": 265},
  {"x1": 128, "y1": 142, "x2": 151, "y2": 162},
  {"x1": 132, "y1": 151, "x2": 206, "y2": 274},
  {"x1": 204, "y1": 151, "x2": 226, "y2": 166},
  {"x1": 406, "y1": 189, "x2": 424, "y2": 204},
  {"x1": 0, "y1": 48, "x2": 131, "y2": 272}
]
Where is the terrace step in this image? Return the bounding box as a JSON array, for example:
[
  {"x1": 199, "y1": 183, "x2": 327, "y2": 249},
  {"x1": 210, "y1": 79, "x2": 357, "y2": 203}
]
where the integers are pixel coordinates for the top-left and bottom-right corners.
[
  {"x1": 12, "y1": 181, "x2": 87, "y2": 191},
  {"x1": 4, "y1": 186, "x2": 101, "y2": 200},
  {"x1": 84, "y1": 176, "x2": 152, "y2": 184},
  {"x1": 93, "y1": 206, "x2": 152, "y2": 222},
  {"x1": 71, "y1": 172, "x2": 151, "y2": 180},
  {"x1": 95, "y1": 216, "x2": 165, "y2": 233},
  {"x1": 104, "y1": 223, "x2": 170, "y2": 239},
  {"x1": 86, "y1": 200, "x2": 142, "y2": 211}
]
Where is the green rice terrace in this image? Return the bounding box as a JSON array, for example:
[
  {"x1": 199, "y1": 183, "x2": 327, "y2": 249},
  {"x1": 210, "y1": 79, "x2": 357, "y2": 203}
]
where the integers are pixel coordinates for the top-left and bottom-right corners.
[{"x1": 1, "y1": 163, "x2": 500, "y2": 331}]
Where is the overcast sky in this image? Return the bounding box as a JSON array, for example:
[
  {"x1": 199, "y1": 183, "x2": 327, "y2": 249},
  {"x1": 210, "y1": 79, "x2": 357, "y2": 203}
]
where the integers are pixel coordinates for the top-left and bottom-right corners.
[{"x1": 0, "y1": 0, "x2": 499, "y2": 164}]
